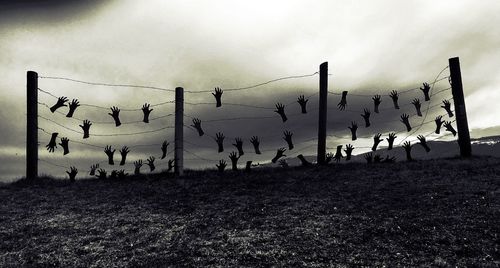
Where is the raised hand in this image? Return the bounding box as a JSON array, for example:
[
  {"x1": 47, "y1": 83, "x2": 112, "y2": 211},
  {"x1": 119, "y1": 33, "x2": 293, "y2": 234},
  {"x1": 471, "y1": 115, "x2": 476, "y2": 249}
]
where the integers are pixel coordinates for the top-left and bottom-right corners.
[
  {"x1": 373, "y1": 94, "x2": 382, "y2": 113},
  {"x1": 216, "y1": 160, "x2": 226, "y2": 172},
  {"x1": 334, "y1": 145, "x2": 343, "y2": 162},
  {"x1": 96, "y1": 169, "x2": 107, "y2": 179},
  {"x1": 441, "y1": 100, "x2": 454, "y2": 117},
  {"x1": 400, "y1": 113, "x2": 412, "y2": 132},
  {"x1": 283, "y1": 131, "x2": 294, "y2": 150},
  {"x1": 79, "y1": 120, "x2": 92, "y2": 139},
  {"x1": 348, "y1": 121, "x2": 358, "y2": 141},
  {"x1": 109, "y1": 170, "x2": 118, "y2": 180},
  {"x1": 232, "y1": 137, "x2": 244, "y2": 156},
  {"x1": 386, "y1": 132, "x2": 397, "y2": 150},
  {"x1": 59, "y1": 137, "x2": 70, "y2": 155},
  {"x1": 402, "y1": 141, "x2": 413, "y2": 161},
  {"x1": 250, "y1": 136, "x2": 261, "y2": 154},
  {"x1": 444, "y1": 121, "x2": 457, "y2": 136},
  {"x1": 389, "y1": 90, "x2": 399, "y2": 109},
  {"x1": 412, "y1": 98, "x2": 422, "y2": 117},
  {"x1": 89, "y1": 164, "x2": 99, "y2": 176},
  {"x1": 66, "y1": 99, "x2": 80, "y2": 118},
  {"x1": 271, "y1": 148, "x2": 286, "y2": 163},
  {"x1": 338, "y1": 91, "x2": 348, "y2": 111},
  {"x1": 212, "y1": 87, "x2": 223, "y2": 107},
  {"x1": 297, "y1": 95, "x2": 308, "y2": 114},
  {"x1": 50, "y1": 96, "x2": 68, "y2": 113},
  {"x1": 325, "y1": 152, "x2": 334, "y2": 164},
  {"x1": 417, "y1": 135, "x2": 431, "y2": 152},
  {"x1": 275, "y1": 102, "x2": 287, "y2": 122},
  {"x1": 278, "y1": 159, "x2": 289, "y2": 168},
  {"x1": 191, "y1": 118, "x2": 204, "y2": 136},
  {"x1": 142, "y1": 103, "x2": 153, "y2": 123},
  {"x1": 167, "y1": 159, "x2": 174, "y2": 172},
  {"x1": 372, "y1": 133, "x2": 382, "y2": 151},
  {"x1": 245, "y1": 161, "x2": 253, "y2": 173},
  {"x1": 435, "y1": 115, "x2": 444, "y2": 134},
  {"x1": 215, "y1": 132, "x2": 225, "y2": 153},
  {"x1": 46, "y1": 132, "x2": 58, "y2": 153},
  {"x1": 364, "y1": 153, "x2": 373, "y2": 164},
  {"x1": 161, "y1": 141, "x2": 169, "y2": 159},
  {"x1": 117, "y1": 170, "x2": 128, "y2": 179},
  {"x1": 119, "y1": 146, "x2": 130, "y2": 166},
  {"x1": 297, "y1": 154, "x2": 312, "y2": 167},
  {"x1": 133, "y1": 160, "x2": 142, "y2": 175},
  {"x1": 383, "y1": 155, "x2": 396, "y2": 163},
  {"x1": 104, "y1": 145, "x2": 115, "y2": 165},
  {"x1": 108, "y1": 106, "x2": 121, "y2": 127},
  {"x1": 361, "y1": 108, "x2": 371, "y2": 128},
  {"x1": 66, "y1": 166, "x2": 77, "y2": 182},
  {"x1": 373, "y1": 154, "x2": 382, "y2": 163},
  {"x1": 420, "y1": 82, "x2": 431, "y2": 101},
  {"x1": 344, "y1": 144, "x2": 354, "y2": 161},
  {"x1": 147, "y1": 156, "x2": 155, "y2": 172},
  {"x1": 229, "y1": 152, "x2": 239, "y2": 171}
]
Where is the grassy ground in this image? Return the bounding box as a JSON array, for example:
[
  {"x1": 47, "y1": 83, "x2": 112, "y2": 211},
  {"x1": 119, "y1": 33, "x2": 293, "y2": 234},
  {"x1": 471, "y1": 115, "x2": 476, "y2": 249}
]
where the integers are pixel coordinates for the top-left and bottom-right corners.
[{"x1": 1, "y1": 156, "x2": 499, "y2": 267}]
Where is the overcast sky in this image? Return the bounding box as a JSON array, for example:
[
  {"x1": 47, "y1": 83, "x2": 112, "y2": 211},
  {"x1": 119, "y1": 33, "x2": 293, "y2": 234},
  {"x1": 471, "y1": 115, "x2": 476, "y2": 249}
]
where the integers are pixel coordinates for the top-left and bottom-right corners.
[{"x1": 1, "y1": 0, "x2": 499, "y2": 180}]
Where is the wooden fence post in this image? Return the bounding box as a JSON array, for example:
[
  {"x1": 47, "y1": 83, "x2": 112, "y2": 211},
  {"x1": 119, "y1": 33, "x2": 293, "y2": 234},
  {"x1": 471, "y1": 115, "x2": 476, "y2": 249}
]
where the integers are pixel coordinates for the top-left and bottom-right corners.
[
  {"x1": 317, "y1": 62, "x2": 328, "y2": 165},
  {"x1": 448, "y1": 57, "x2": 472, "y2": 157},
  {"x1": 27, "y1": 71, "x2": 38, "y2": 180},
  {"x1": 174, "y1": 87, "x2": 184, "y2": 176}
]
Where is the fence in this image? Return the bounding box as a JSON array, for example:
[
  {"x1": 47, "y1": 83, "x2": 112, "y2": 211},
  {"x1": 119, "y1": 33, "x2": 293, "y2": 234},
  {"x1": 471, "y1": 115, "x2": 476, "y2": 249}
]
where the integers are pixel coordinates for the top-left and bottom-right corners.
[{"x1": 25, "y1": 57, "x2": 471, "y2": 180}]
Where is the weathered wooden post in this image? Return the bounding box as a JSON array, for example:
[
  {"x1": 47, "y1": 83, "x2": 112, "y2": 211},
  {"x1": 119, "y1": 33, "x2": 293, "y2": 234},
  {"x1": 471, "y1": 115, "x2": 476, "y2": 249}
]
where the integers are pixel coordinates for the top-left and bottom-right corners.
[
  {"x1": 317, "y1": 62, "x2": 328, "y2": 164},
  {"x1": 174, "y1": 87, "x2": 184, "y2": 176},
  {"x1": 27, "y1": 71, "x2": 38, "y2": 180},
  {"x1": 448, "y1": 57, "x2": 472, "y2": 157}
]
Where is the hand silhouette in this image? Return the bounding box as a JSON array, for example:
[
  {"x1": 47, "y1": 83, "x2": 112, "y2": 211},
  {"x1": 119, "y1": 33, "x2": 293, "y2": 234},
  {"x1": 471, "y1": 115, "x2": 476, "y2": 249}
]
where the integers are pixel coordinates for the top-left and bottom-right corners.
[
  {"x1": 167, "y1": 159, "x2": 174, "y2": 172},
  {"x1": 383, "y1": 155, "x2": 396, "y2": 163},
  {"x1": 278, "y1": 159, "x2": 289, "y2": 168},
  {"x1": 325, "y1": 152, "x2": 334, "y2": 164},
  {"x1": 119, "y1": 146, "x2": 130, "y2": 166},
  {"x1": 104, "y1": 145, "x2": 115, "y2": 165},
  {"x1": 250, "y1": 136, "x2": 261, "y2": 154},
  {"x1": 373, "y1": 94, "x2": 382, "y2": 113},
  {"x1": 147, "y1": 156, "x2": 155, "y2": 172},
  {"x1": 59, "y1": 137, "x2": 70, "y2": 155},
  {"x1": 108, "y1": 106, "x2": 121, "y2": 127},
  {"x1": 142, "y1": 103, "x2": 153, "y2": 123},
  {"x1": 191, "y1": 118, "x2": 204, "y2": 136},
  {"x1": 338, "y1": 91, "x2": 348, "y2": 111},
  {"x1": 420, "y1": 82, "x2": 431, "y2": 101},
  {"x1": 348, "y1": 121, "x2": 358, "y2": 141},
  {"x1": 216, "y1": 159, "x2": 227, "y2": 172},
  {"x1": 344, "y1": 144, "x2": 354, "y2": 161},
  {"x1": 417, "y1": 135, "x2": 431, "y2": 152},
  {"x1": 283, "y1": 130, "x2": 294, "y2": 150},
  {"x1": 386, "y1": 132, "x2": 397, "y2": 150},
  {"x1": 96, "y1": 168, "x2": 107, "y2": 179},
  {"x1": 297, "y1": 95, "x2": 308, "y2": 114},
  {"x1": 400, "y1": 113, "x2": 412, "y2": 132},
  {"x1": 364, "y1": 152, "x2": 373, "y2": 164},
  {"x1": 361, "y1": 109, "x2": 371, "y2": 128},
  {"x1": 161, "y1": 141, "x2": 169, "y2": 159},
  {"x1": 134, "y1": 160, "x2": 142, "y2": 175},
  {"x1": 275, "y1": 102, "x2": 287, "y2": 122},
  {"x1": 50, "y1": 96, "x2": 68, "y2": 113},
  {"x1": 412, "y1": 98, "x2": 422, "y2": 117},
  {"x1": 297, "y1": 154, "x2": 311, "y2": 167},
  {"x1": 232, "y1": 138, "x2": 244, "y2": 156},
  {"x1": 271, "y1": 148, "x2": 286, "y2": 163},
  {"x1": 444, "y1": 121, "x2": 457, "y2": 136},
  {"x1": 89, "y1": 164, "x2": 99, "y2": 176},
  {"x1": 229, "y1": 152, "x2": 239, "y2": 171},
  {"x1": 389, "y1": 90, "x2": 399, "y2": 109},
  {"x1": 79, "y1": 120, "x2": 92, "y2": 139},
  {"x1": 117, "y1": 170, "x2": 128, "y2": 179},
  {"x1": 435, "y1": 115, "x2": 444, "y2": 134},
  {"x1": 109, "y1": 170, "x2": 118, "y2": 180},
  {"x1": 66, "y1": 166, "x2": 77, "y2": 182},
  {"x1": 215, "y1": 132, "x2": 225, "y2": 153},
  {"x1": 373, "y1": 154, "x2": 382, "y2": 163},
  {"x1": 212, "y1": 87, "x2": 223, "y2": 107},
  {"x1": 245, "y1": 161, "x2": 253, "y2": 173},
  {"x1": 66, "y1": 99, "x2": 80, "y2": 118},
  {"x1": 46, "y1": 132, "x2": 58, "y2": 153},
  {"x1": 334, "y1": 145, "x2": 343, "y2": 162},
  {"x1": 441, "y1": 100, "x2": 454, "y2": 117},
  {"x1": 402, "y1": 141, "x2": 413, "y2": 161},
  {"x1": 372, "y1": 133, "x2": 382, "y2": 151}
]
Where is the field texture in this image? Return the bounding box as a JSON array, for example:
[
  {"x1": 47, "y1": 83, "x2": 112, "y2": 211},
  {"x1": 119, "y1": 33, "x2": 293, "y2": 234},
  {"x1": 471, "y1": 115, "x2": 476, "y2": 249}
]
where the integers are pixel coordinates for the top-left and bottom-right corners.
[{"x1": 1, "y1": 157, "x2": 499, "y2": 267}]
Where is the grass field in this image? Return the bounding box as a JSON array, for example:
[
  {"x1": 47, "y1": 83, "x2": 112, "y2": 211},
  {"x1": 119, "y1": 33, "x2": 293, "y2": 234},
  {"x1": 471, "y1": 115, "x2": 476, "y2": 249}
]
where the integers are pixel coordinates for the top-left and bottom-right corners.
[{"x1": 1, "y1": 156, "x2": 499, "y2": 267}]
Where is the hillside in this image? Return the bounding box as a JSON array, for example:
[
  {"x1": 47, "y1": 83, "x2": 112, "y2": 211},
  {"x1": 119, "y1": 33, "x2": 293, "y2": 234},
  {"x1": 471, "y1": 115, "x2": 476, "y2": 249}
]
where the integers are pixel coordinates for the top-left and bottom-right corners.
[{"x1": 0, "y1": 157, "x2": 499, "y2": 267}]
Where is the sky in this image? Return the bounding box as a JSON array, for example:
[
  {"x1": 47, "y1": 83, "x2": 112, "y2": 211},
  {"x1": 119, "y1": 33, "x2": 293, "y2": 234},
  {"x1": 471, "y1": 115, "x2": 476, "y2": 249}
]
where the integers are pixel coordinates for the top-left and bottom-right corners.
[{"x1": 1, "y1": 0, "x2": 499, "y2": 180}]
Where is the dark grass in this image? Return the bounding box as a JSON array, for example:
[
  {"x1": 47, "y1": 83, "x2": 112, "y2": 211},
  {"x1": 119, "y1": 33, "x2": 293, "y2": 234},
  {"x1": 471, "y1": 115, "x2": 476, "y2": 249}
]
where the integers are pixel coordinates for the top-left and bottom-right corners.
[{"x1": 1, "y1": 157, "x2": 499, "y2": 267}]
